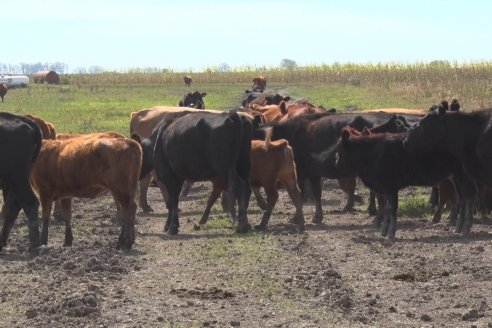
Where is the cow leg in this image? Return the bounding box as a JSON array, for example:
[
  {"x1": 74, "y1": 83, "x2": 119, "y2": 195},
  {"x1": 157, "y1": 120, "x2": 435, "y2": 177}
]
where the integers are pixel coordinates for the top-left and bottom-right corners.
[
  {"x1": 40, "y1": 197, "x2": 54, "y2": 246},
  {"x1": 446, "y1": 200, "x2": 458, "y2": 226},
  {"x1": 338, "y1": 177, "x2": 357, "y2": 212},
  {"x1": 198, "y1": 182, "x2": 223, "y2": 226},
  {"x1": 367, "y1": 190, "x2": 377, "y2": 215},
  {"x1": 111, "y1": 193, "x2": 124, "y2": 226},
  {"x1": 461, "y1": 199, "x2": 475, "y2": 236},
  {"x1": 373, "y1": 193, "x2": 385, "y2": 227},
  {"x1": 453, "y1": 172, "x2": 477, "y2": 235},
  {"x1": 432, "y1": 192, "x2": 446, "y2": 223},
  {"x1": 165, "y1": 177, "x2": 183, "y2": 235},
  {"x1": 310, "y1": 177, "x2": 323, "y2": 224},
  {"x1": 180, "y1": 180, "x2": 194, "y2": 198},
  {"x1": 114, "y1": 193, "x2": 137, "y2": 249},
  {"x1": 285, "y1": 178, "x2": 305, "y2": 232},
  {"x1": 52, "y1": 200, "x2": 64, "y2": 224},
  {"x1": 138, "y1": 173, "x2": 153, "y2": 212},
  {"x1": 60, "y1": 198, "x2": 74, "y2": 247},
  {"x1": 255, "y1": 183, "x2": 278, "y2": 231},
  {"x1": 252, "y1": 187, "x2": 267, "y2": 211},
  {"x1": 10, "y1": 180, "x2": 41, "y2": 250},
  {"x1": 0, "y1": 190, "x2": 22, "y2": 250},
  {"x1": 228, "y1": 170, "x2": 251, "y2": 234},
  {"x1": 380, "y1": 195, "x2": 389, "y2": 237},
  {"x1": 387, "y1": 193, "x2": 398, "y2": 240},
  {"x1": 429, "y1": 185, "x2": 439, "y2": 208},
  {"x1": 155, "y1": 175, "x2": 170, "y2": 207}
]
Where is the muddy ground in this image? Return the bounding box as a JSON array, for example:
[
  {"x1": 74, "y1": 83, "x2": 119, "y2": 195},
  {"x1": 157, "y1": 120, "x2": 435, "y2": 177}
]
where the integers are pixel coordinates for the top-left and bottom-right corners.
[{"x1": 0, "y1": 180, "x2": 491, "y2": 328}]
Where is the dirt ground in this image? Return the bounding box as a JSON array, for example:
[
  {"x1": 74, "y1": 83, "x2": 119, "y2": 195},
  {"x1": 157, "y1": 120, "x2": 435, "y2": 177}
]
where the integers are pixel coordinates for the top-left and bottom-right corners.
[{"x1": 0, "y1": 180, "x2": 491, "y2": 328}]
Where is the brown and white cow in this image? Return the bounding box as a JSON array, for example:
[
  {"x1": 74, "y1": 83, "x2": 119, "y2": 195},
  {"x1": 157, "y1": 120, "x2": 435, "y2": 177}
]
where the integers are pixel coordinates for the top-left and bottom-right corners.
[
  {"x1": 0, "y1": 83, "x2": 7, "y2": 102},
  {"x1": 30, "y1": 133, "x2": 142, "y2": 249}
]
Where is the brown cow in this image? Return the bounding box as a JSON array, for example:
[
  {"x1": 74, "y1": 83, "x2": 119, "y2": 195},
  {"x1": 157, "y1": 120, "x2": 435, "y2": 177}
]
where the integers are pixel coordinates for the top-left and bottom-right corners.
[
  {"x1": 30, "y1": 133, "x2": 142, "y2": 249},
  {"x1": 0, "y1": 83, "x2": 7, "y2": 102},
  {"x1": 431, "y1": 178, "x2": 458, "y2": 225},
  {"x1": 196, "y1": 128, "x2": 304, "y2": 232},
  {"x1": 252, "y1": 76, "x2": 266, "y2": 92},
  {"x1": 183, "y1": 75, "x2": 192, "y2": 87},
  {"x1": 25, "y1": 114, "x2": 56, "y2": 139},
  {"x1": 251, "y1": 101, "x2": 329, "y2": 123}
]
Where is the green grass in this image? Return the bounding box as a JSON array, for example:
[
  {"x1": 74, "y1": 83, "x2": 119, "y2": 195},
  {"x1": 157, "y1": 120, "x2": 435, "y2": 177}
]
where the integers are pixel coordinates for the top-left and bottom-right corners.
[
  {"x1": 0, "y1": 82, "x2": 426, "y2": 135},
  {"x1": 398, "y1": 195, "x2": 434, "y2": 218}
]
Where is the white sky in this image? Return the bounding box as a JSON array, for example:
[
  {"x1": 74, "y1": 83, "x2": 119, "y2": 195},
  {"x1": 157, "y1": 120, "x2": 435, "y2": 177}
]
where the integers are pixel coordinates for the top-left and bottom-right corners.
[{"x1": 2, "y1": 0, "x2": 491, "y2": 72}]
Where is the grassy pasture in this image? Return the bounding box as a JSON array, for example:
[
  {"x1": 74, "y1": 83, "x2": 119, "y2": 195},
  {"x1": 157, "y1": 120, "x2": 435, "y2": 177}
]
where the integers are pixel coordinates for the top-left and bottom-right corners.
[{"x1": 2, "y1": 61, "x2": 492, "y2": 135}]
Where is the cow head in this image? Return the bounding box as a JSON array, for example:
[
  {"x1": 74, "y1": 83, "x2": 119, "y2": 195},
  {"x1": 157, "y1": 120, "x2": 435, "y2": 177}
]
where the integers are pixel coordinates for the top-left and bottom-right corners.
[
  {"x1": 335, "y1": 128, "x2": 358, "y2": 175},
  {"x1": 403, "y1": 106, "x2": 447, "y2": 152},
  {"x1": 251, "y1": 76, "x2": 266, "y2": 92},
  {"x1": 179, "y1": 91, "x2": 207, "y2": 109},
  {"x1": 265, "y1": 94, "x2": 291, "y2": 105}
]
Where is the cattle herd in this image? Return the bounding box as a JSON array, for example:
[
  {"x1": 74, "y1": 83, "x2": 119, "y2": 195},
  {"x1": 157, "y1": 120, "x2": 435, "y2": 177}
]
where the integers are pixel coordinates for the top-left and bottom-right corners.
[{"x1": 1, "y1": 75, "x2": 492, "y2": 253}]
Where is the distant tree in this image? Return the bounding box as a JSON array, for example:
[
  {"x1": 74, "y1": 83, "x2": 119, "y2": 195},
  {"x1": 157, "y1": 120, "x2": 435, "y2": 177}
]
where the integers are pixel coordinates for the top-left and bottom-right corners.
[
  {"x1": 49, "y1": 62, "x2": 67, "y2": 74},
  {"x1": 217, "y1": 63, "x2": 230, "y2": 72},
  {"x1": 280, "y1": 58, "x2": 297, "y2": 69},
  {"x1": 88, "y1": 66, "x2": 104, "y2": 74}
]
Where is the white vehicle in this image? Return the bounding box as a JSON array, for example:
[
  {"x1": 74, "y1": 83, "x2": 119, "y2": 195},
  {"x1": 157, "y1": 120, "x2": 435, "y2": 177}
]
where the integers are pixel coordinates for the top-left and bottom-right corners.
[{"x1": 0, "y1": 75, "x2": 29, "y2": 87}]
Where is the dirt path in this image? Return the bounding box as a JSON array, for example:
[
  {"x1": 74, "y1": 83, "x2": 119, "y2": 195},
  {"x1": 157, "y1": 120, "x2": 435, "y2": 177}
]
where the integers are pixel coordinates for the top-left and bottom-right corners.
[{"x1": 0, "y1": 181, "x2": 491, "y2": 327}]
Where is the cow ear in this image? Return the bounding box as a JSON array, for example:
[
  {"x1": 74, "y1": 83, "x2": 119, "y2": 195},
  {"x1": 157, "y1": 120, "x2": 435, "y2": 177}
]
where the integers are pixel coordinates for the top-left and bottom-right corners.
[
  {"x1": 438, "y1": 104, "x2": 447, "y2": 115},
  {"x1": 439, "y1": 100, "x2": 449, "y2": 111},
  {"x1": 341, "y1": 129, "x2": 351, "y2": 143},
  {"x1": 131, "y1": 133, "x2": 141, "y2": 144},
  {"x1": 450, "y1": 99, "x2": 460, "y2": 111},
  {"x1": 284, "y1": 96, "x2": 291, "y2": 102},
  {"x1": 179, "y1": 100, "x2": 184, "y2": 107},
  {"x1": 201, "y1": 92, "x2": 207, "y2": 97}
]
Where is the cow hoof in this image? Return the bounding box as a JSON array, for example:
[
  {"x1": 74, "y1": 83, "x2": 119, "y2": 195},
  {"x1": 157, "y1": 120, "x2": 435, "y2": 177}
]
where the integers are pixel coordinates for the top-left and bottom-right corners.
[
  {"x1": 311, "y1": 216, "x2": 323, "y2": 224},
  {"x1": 167, "y1": 226, "x2": 179, "y2": 235},
  {"x1": 140, "y1": 205, "x2": 154, "y2": 213},
  {"x1": 235, "y1": 223, "x2": 251, "y2": 234},
  {"x1": 432, "y1": 216, "x2": 441, "y2": 224},
  {"x1": 342, "y1": 205, "x2": 354, "y2": 213},
  {"x1": 297, "y1": 224, "x2": 305, "y2": 233},
  {"x1": 254, "y1": 224, "x2": 267, "y2": 231},
  {"x1": 193, "y1": 224, "x2": 202, "y2": 231},
  {"x1": 63, "y1": 241, "x2": 73, "y2": 247}
]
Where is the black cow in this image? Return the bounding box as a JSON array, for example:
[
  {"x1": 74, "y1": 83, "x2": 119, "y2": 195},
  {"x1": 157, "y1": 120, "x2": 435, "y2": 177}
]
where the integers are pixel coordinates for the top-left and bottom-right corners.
[
  {"x1": 0, "y1": 112, "x2": 42, "y2": 250},
  {"x1": 138, "y1": 111, "x2": 252, "y2": 235},
  {"x1": 242, "y1": 90, "x2": 291, "y2": 108},
  {"x1": 178, "y1": 91, "x2": 207, "y2": 109},
  {"x1": 404, "y1": 106, "x2": 492, "y2": 234},
  {"x1": 336, "y1": 129, "x2": 476, "y2": 239},
  {"x1": 254, "y1": 111, "x2": 421, "y2": 223},
  {"x1": 0, "y1": 84, "x2": 7, "y2": 103}
]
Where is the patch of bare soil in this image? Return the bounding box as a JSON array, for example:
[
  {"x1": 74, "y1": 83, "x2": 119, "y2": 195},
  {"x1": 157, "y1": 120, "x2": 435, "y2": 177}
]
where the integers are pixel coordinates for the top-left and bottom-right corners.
[{"x1": 1, "y1": 180, "x2": 491, "y2": 327}]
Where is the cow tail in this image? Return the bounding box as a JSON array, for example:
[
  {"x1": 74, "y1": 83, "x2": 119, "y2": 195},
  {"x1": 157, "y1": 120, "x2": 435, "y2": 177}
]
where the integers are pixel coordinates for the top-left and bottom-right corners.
[
  {"x1": 229, "y1": 111, "x2": 252, "y2": 222},
  {"x1": 151, "y1": 122, "x2": 167, "y2": 180}
]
